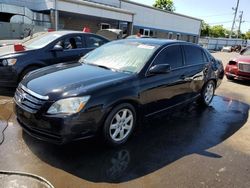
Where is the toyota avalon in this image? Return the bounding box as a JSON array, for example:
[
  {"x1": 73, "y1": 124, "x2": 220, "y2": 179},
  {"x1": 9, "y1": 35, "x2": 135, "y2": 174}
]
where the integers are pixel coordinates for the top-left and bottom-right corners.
[{"x1": 14, "y1": 39, "x2": 224, "y2": 146}]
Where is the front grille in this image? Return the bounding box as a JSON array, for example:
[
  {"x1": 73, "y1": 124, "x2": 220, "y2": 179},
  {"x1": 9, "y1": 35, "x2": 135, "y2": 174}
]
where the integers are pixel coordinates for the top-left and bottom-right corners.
[
  {"x1": 238, "y1": 62, "x2": 250, "y2": 73},
  {"x1": 14, "y1": 84, "x2": 48, "y2": 113}
]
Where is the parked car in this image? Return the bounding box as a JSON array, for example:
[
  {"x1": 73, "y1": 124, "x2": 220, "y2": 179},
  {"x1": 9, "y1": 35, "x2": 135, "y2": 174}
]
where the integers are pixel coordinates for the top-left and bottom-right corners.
[
  {"x1": 225, "y1": 46, "x2": 250, "y2": 80},
  {"x1": 0, "y1": 31, "x2": 109, "y2": 87},
  {"x1": 14, "y1": 39, "x2": 224, "y2": 146},
  {"x1": 221, "y1": 46, "x2": 232, "y2": 52}
]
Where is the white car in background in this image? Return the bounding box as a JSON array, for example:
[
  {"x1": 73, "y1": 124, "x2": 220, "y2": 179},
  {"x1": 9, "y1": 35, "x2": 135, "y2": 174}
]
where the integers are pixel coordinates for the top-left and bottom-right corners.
[{"x1": 221, "y1": 46, "x2": 232, "y2": 52}]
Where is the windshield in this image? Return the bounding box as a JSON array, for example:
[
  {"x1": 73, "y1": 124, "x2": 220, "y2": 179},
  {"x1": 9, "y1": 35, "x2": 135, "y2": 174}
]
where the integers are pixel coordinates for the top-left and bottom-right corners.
[
  {"x1": 21, "y1": 32, "x2": 47, "y2": 43},
  {"x1": 23, "y1": 33, "x2": 62, "y2": 49},
  {"x1": 80, "y1": 41, "x2": 159, "y2": 73}
]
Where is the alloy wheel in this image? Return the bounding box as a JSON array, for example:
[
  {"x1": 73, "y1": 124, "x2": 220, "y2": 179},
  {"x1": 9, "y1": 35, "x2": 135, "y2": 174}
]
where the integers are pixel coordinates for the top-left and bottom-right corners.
[
  {"x1": 109, "y1": 108, "x2": 134, "y2": 142},
  {"x1": 204, "y1": 82, "x2": 214, "y2": 104}
]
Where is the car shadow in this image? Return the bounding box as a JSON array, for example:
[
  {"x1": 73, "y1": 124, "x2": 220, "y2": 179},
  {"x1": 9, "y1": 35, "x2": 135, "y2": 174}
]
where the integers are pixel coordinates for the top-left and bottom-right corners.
[
  {"x1": 227, "y1": 79, "x2": 250, "y2": 86},
  {"x1": 23, "y1": 96, "x2": 249, "y2": 183}
]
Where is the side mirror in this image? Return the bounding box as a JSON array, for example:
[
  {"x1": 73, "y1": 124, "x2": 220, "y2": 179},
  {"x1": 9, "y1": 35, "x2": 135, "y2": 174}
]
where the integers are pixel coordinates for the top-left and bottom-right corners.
[
  {"x1": 149, "y1": 64, "x2": 171, "y2": 74},
  {"x1": 52, "y1": 44, "x2": 63, "y2": 51}
]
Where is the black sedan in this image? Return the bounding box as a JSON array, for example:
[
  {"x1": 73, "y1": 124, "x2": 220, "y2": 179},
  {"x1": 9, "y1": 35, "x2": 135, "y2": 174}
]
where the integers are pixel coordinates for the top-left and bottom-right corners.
[
  {"x1": 0, "y1": 31, "x2": 109, "y2": 87},
  {"x1": 14, "y1": 39, "x2": 224, "y2": 146}
]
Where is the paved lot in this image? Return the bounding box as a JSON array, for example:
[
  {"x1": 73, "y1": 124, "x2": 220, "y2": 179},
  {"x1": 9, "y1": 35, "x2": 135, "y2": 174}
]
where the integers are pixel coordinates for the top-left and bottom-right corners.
[{"x1": 0, "y1": 52, "x2": 249, "y2": 188}]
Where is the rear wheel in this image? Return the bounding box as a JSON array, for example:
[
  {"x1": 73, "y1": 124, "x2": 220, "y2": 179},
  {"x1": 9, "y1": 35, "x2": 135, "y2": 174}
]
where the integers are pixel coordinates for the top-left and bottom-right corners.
[
  {"x1": 198, "y1": 80, "x2": 215, "y2": 106},
  {"x1": 103, "y1": 103, "x2": 136, "y2": 147}
]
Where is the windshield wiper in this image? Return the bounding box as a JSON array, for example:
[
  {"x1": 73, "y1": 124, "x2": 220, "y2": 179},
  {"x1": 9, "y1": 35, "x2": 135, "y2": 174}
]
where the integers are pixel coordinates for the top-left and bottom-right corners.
[{"x1": 95, "y1": 64, "x2": 111, "y2": 70}]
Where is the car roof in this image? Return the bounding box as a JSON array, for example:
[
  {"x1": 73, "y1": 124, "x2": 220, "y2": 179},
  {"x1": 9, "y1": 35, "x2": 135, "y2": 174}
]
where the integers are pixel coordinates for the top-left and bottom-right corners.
[
  {"x1": 49, "y1": 30, "x2": 90, "y2": 35},
  {"x1": 123, "y1": 38, "x2": 193, "y2": 46}
]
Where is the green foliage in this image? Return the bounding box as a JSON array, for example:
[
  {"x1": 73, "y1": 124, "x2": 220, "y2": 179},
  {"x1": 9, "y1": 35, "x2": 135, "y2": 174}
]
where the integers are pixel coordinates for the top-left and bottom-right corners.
[
  {"x1": 245, "y1": 31, "x2": 250, "y2": 39},
  {"x1": 153, "y1": 0, "x2": 175, "y2": 12},
  {"x1": 210, "y1": 25, "x2": 227, "y2": 38},
  {"x1": 201, "y1": 21, "x2": 210, "y2": 36},
  {"x1": 201, "y1": 21, "x2": 234, "y2": 38}
]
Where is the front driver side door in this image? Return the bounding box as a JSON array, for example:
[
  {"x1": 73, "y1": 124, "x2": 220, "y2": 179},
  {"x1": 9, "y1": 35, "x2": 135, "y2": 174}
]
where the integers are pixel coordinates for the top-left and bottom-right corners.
[{"x1": 141, "y1": 44, "x2": 191, "y2": 116}]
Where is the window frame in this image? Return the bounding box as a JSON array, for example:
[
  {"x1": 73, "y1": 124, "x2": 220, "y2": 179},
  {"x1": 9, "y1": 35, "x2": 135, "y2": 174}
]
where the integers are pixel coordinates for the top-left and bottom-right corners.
[
  {"x1": 84, "y1": 34, "x2": 109, "y2": 49},
  {"x1": 62, "y1": 35, "x2": 84, "y2": 50},
  {"x1": 49, "y1": 34, "x2": 84, "y2": 51},
  {"x1": 100, "y1": 23, "x2": 111, "y2": 30},
  {"x1": 182, "y1": 44, "x2": 209, "y2": 67}
]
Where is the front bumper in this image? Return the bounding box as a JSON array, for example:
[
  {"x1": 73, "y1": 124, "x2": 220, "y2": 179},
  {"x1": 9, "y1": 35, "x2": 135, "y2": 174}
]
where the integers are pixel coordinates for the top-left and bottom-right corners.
[
  {"x1": 0, "y1": 66, "x2": 18, "y2": 87},
  {"x1": 225, "y1": 72, "x2": 250, "y2": 80},
  {"x1": 14, "y1": 104, "x2": 104, "y2": 144}
]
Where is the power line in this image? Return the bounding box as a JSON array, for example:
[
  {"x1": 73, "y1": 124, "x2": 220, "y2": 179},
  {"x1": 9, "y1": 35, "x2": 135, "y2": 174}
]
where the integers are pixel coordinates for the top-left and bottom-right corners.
[
  {"x1": 200, "y1": 13, "x2": 233, "y2": 18},
  {"x1": 208, "y1": 21, "x2": 233, "y2": 25}
]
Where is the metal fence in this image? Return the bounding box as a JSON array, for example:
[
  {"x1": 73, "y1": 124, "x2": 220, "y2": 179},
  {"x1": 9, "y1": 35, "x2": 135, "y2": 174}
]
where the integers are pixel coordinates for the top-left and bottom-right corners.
[{"x1": 199, "y1": 37, "x2": 249, "y2": 51}]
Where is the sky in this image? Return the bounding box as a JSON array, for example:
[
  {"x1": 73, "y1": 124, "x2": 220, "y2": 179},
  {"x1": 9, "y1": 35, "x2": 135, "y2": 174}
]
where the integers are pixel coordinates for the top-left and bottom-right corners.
[{"x1": 131, "y1": 0, "x2": 250, "y2": 33}]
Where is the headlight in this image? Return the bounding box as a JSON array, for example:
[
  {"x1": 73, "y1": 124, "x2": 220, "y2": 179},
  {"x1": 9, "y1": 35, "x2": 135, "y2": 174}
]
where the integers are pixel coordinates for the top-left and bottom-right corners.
[
  {"x1": 2, "y1": 58, "x2": 17, "y2": 66},
  {"x1": 47, "y1": 96, "x2": 90, "y2": 114}
]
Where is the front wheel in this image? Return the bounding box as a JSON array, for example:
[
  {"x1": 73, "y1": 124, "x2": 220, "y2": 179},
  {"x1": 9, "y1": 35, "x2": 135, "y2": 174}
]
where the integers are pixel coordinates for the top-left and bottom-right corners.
[
  {"x1": 19, "y1": 66, "x2": 40, "y2": 82},
  {"x1": 198, "y1": 80, "x2": 215, "y2": 106},
  {"x1": 103, "y1": 103, "x2": 136, "y2": 147}
]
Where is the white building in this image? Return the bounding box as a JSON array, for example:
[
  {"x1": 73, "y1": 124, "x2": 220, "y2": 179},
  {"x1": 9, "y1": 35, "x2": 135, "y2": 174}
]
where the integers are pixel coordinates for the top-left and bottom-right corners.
[{"x1": 0, "y1": 0, "x2": 202, "y2": 42}]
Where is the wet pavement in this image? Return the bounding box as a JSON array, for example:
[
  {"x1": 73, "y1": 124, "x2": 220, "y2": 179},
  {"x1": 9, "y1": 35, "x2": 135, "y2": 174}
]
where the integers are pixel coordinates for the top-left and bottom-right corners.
[{"x1": 0, "y1": 52, "x2": 250, "y2": 188}]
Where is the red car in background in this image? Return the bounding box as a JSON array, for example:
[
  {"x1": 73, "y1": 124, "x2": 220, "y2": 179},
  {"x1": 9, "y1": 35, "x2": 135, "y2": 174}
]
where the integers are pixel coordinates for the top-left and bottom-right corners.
[{"x1": 225, "y1": 47, "x2": 250, "y2": 80}]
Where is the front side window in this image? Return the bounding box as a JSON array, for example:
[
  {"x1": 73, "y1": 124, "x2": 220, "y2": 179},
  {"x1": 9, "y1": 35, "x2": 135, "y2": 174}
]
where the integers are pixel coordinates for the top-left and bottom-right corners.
[
  {"x1": 56, "y1": 36, "x2": 83, "y2": 50},
  {"x1": 153, "y1": 45, "x2": 183, "y2": 69},
  {"x1": 80, "y1": 41, "x2": 159, "y2": 73},
  {"x1": 183, "y1": 45, "x2": 206, "y2": 65}
]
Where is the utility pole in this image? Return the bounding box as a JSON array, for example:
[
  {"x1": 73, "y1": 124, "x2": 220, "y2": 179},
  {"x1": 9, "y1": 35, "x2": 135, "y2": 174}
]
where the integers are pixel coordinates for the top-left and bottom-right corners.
[
  {"x1": 230, "y1": 0, "x2": 240, "y2": 38},
  {"x1": 237, "y1": 11, "x2": 244, "y2": 38},
  {"x1": 54, "y1": 0, "x2": 58, "y2": 31}
]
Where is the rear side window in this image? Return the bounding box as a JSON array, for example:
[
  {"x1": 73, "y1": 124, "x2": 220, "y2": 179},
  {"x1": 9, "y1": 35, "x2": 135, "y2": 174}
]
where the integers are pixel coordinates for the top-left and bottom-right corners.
[
  {"x1": 183, "y1": 45, "x2": 206, "y2": 65},
  {"x1": 85, "y1": 35, "x2": 107, "y2": 48},
  {"x1": 153, "y1": 45, "x2": 183, "y2": 69}
]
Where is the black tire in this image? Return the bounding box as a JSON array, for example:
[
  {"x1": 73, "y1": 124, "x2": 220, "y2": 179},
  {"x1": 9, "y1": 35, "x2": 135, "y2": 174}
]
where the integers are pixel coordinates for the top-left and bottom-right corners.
[
  {"x1": 19, "y1": 66, "x2": 40, "y2": 82},
  {"x1": 198, "y1": 80, "x2": 215, "y2": 107},
  {"x1": 103, "y1": 103, "x2": 136, "y2": 147},
  {"x1": 226, "y1": 75, "x2": 234, "y2": 81}
]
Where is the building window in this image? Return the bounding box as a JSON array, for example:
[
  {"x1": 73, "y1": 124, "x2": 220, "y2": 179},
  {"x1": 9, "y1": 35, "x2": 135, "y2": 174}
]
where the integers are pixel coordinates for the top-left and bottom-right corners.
[
  {"x1": 150, "y1": 30, "x2": 154, "y2": 37},
  {"x1": 143, "y1": 29, "x2": 150, "y2": 36},
  {"x1": 101, "y1": 23, "x2": 110, "y2": 30},
  {"x1": 168, "y1": 32, "x2": 173, "y2": 39},
  {"x1": 193, "y1": 36, "x2": 197, "y2": 43},
  {"x1": 176, "y1": 33, "x2": 181, "y2": 40},
  {"x1": 139, "y1": 29, "x2": 144, "y2": 35}
]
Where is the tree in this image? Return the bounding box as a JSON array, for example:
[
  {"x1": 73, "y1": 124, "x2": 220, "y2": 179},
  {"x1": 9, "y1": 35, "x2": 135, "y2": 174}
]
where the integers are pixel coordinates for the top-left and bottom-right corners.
[
  {"x1": 153, "y1": 0, "x2": 175, "y2": 12},
  {"x1": 210, "y1": 25, "x2": 227, "y2": 38},
  {"x1": 245, "y1": 31, "x2": 250, "y2": 39},
  {"x1": 201, "y1": 21, "x2": 211, "y2": 37}
]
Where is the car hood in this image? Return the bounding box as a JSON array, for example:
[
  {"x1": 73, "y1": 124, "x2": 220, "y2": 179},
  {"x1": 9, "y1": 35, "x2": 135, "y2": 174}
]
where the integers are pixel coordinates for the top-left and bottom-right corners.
[
  {"x1": 22, "y1": 63, "x2": 132, "y2": 99},
  {"x1": 233, "y1": 55, "x2": 250, "y2": 63}
]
